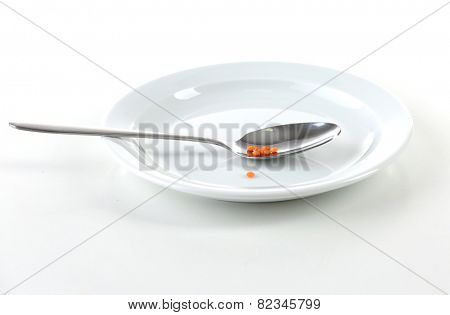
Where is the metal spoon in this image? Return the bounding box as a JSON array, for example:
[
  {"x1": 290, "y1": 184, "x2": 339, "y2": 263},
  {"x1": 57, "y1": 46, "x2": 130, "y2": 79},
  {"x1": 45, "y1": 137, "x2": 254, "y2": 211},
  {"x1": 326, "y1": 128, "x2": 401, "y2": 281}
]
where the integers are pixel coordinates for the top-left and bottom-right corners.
[{"x1": 9, "y1": 122, "x2": 341, "y2": 159}]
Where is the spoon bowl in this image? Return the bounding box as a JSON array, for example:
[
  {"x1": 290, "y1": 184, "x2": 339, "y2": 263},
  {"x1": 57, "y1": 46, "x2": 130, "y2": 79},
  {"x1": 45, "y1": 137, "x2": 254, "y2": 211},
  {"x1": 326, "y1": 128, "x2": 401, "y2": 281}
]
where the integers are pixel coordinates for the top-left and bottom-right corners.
[{"x1": 234, "y1": 122, "x2": 341, "y2": 159}]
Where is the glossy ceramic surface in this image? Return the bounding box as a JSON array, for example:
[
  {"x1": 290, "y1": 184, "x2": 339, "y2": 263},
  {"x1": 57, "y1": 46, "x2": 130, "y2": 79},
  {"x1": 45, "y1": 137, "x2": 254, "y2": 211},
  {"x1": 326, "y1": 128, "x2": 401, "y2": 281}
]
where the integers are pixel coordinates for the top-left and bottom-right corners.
[{"x1": 105, "y1": 62, "x2": 413, "y2": 202}]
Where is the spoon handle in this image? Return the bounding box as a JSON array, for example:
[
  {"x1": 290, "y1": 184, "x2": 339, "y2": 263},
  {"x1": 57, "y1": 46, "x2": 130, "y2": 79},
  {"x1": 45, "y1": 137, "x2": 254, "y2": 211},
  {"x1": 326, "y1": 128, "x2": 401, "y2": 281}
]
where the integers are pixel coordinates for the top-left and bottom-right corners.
[{"x1": 9, "y1": 122, "x2": 228, "y2": 148}]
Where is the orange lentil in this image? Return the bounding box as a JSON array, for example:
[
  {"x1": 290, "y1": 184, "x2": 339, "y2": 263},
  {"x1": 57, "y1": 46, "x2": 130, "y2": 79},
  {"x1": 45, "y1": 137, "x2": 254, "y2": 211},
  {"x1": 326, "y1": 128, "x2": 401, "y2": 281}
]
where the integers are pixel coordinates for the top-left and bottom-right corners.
[
  {"x1": 247, "y1": 145, "x2": 280, "y2": 157},
  {"x1": 246, "y1": 171, "x2": 255, "y2": 178}
]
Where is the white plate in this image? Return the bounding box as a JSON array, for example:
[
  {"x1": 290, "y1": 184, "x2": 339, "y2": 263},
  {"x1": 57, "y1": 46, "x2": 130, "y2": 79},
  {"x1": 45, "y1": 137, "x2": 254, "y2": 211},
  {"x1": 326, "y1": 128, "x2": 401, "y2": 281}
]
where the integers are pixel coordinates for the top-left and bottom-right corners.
[{"x1": 105, "y1": 62, "x2": 413, "y2": 202}]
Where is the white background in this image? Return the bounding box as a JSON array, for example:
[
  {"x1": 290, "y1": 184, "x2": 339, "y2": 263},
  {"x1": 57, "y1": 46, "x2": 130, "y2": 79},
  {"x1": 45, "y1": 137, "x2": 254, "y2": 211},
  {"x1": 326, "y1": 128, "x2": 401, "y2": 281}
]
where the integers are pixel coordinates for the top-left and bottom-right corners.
[{"x1": 0, "y1": 0, "x2": 449, "y2": 295}]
